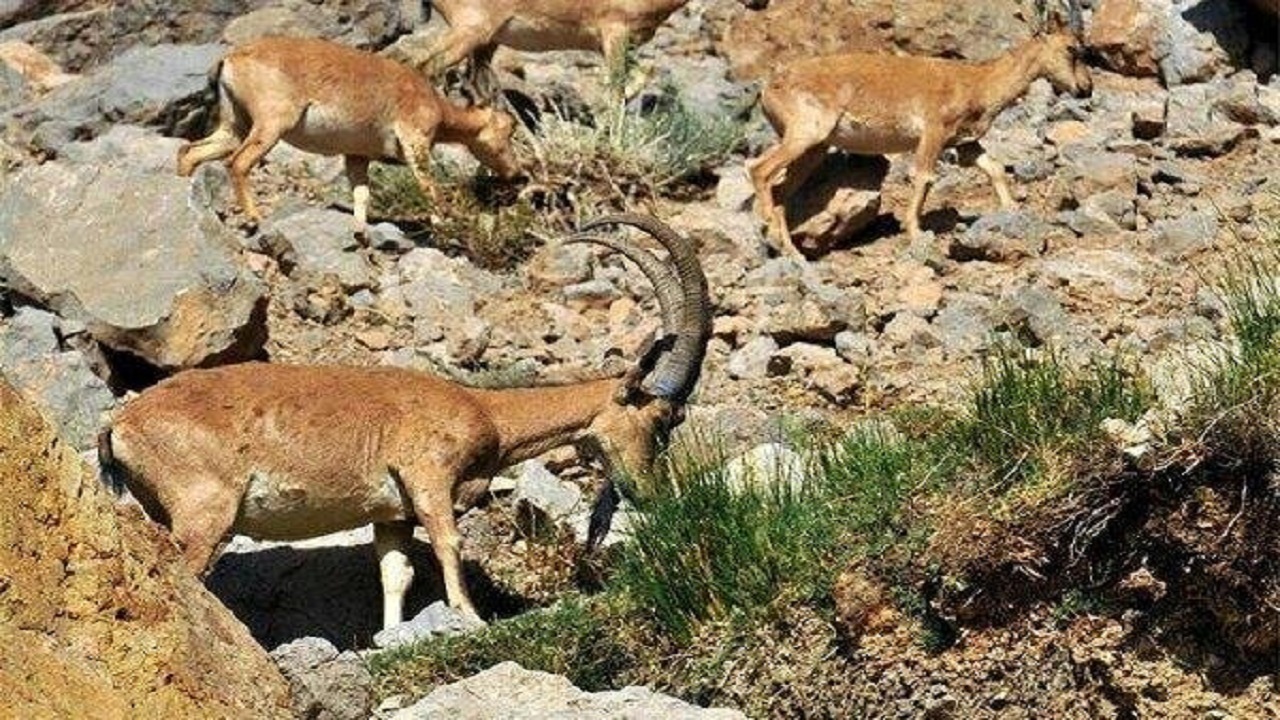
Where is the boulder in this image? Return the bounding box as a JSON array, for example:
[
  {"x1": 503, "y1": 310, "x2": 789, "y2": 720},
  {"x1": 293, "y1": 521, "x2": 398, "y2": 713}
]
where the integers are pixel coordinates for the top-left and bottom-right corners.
[
  {"x1": 373, "y1": 601, "x2": 485, "y2": 649},
  {"x1": 0, "y1": 163, "x2": 267, "y2": 370},
  {"x1": 391, "y1": 661, "x2": 747, "y2": 719},
  {"x1": 0, "y1": 379, "x2": 293, "y2": 718},
  {"x1": 949, "y1": 210, "x2": 1058, "y2": 262},
  {"x1": 58, "y1": 124, "x2": 185, "y2": 173},
  {"x1": 270, "y1": 637, "x2": 374, "y2": 720},
  {"x1": 786, "y1": 153, "x2": 887, "y2": 257},
  {"x1": 1088, "y1": 0, "x2": 1254, "y2": 85},
  {"x1": 9, "y1": 43, "x2": 224, "y2": 152},
  {"x1": 0, "y1": 306, "x2": 114, "y2": 449},
  {"x1": 259, "y1": 207, "x2": 377, "y2": 291}
]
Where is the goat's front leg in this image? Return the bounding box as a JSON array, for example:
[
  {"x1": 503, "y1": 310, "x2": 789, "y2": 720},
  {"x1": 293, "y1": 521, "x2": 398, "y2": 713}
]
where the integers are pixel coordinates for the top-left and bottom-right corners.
[
  {"x1": 748, "y1": 135, "x2": 823, "y2": 257},
  {"x1": 396, "y1": 128, "x2": 444, "y2": 212},
  {"x1": 402, "y1": 467, "x2": 482, "y2": 622},
  {"x1": 344, "y1": 155, "x2": 372, "y2": 241},
  {"x1": 374, "y1": 521, "x2": 416, "y2": 630},
  {"x1": 905, "y1": 129, "x2": 947, "y2": 239},
  {"x1": 975, "y1": 151, "x2": 1015, "y2": 210}
]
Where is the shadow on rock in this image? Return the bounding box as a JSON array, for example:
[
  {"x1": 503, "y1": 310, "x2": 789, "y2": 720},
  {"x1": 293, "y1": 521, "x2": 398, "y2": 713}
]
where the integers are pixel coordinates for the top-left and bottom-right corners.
[{"x1": 207, "y1": 537, "x2": 530, "y2": 651}]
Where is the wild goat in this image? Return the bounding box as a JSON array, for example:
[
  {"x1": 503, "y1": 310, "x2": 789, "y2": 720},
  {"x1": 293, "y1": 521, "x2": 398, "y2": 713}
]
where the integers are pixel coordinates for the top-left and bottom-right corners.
[
  {"x1": 410, "y1": 0, "x2": 768, "y2": 94},
  {"x1": 99, "y1": 215, "x2": 710, "y2": 629},
  {"x1": 748, "y1": 6, "x2": 1092, "y2": 256},
  {"x1": 176, "y1": 36, "x2": 520, "y2": 236}
]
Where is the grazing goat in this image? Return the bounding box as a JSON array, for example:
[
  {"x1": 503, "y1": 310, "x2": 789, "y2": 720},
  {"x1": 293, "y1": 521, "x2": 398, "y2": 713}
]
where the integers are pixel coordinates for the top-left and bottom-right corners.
[
  {"x1": 99, "y1": 215, "x2": 710, "y2": 629},
  {"x1": 176, "y1": 36, "x2": 520, "y2": 236},
  {"x1": 748, "y1": 7, "x2": 1092, "y2": 256},
  {"x1": 411, "y1": 0, "x2": 768, "y2": 94}
]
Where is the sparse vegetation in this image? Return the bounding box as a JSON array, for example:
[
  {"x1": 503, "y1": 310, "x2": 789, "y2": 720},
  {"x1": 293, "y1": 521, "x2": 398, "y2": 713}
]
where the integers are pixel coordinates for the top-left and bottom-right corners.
[
  {"x1": 369, "y1": 160, "x2": 540, "y2": 270},
  {"x1": 519, "y1": 87, "x2": 746, "y2": 210}
]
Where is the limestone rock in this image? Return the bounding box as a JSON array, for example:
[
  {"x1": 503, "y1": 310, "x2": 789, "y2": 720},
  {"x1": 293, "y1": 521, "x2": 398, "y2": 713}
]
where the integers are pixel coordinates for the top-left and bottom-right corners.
[
  {"x1": 0, "y1": 162, "x2": 267, "y2": 369},
  {"x1": 391, "y1": 661, "x2": 747, "y2": 719},
  {"x1": 0, "y1": 379, "x2": 292, "y2": 718},
  {"x1": 259, "y1": 207, "x2": 377, "y2": 291},
  {"x1": 10, "y1": 43, "x2": 224, "y2": 152},
  {"x1": 373, "y1": 601, "x2": 485, "y2": 649},
  {"x1": 786, "y1": 154, "x2": 887, "y2": 257},
  {"x1": 271, "y1": 637, "x2": 374, "y2": 720},
  {"x1": 0, "y1": 306, "x2": 113, "y2": 449}
]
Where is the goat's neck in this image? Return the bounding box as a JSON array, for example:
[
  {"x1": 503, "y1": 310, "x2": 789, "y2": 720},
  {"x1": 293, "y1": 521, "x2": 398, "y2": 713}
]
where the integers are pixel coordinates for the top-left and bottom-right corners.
[
  {"x1": 438, "y1": 102, "x2": 488, "y2": 142},
  {"x1": 471, "y1": 378, "x2": 620, "y2": 467},
  {"x1": 975, "y1": 37, "x2": 1045, "y2": 124}
]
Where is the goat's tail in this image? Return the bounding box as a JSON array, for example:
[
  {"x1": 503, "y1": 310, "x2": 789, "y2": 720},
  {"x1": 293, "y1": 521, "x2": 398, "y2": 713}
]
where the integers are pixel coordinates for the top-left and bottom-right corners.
[
  {"x1": 585, "y1": 475, "x2": 622, "y2": 553},
  {"x1": 97, "y1": 426, "x2": 125, "y2": 496}
]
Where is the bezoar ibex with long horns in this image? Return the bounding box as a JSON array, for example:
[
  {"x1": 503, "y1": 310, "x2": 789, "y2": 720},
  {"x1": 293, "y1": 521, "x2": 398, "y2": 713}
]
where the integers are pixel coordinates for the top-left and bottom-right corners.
[
  {"x1": 99, "y1": 214, "x2": 711, "y2": 629},
  {"x1": 177, "y1": 36, "x2": 521, "y2": 237},
  {"x1": 748, "y1": 0, "x2": 1092, "y2": 256}
]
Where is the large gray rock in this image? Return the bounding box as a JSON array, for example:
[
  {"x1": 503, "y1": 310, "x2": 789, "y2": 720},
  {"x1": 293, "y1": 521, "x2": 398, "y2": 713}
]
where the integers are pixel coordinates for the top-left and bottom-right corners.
[
  {"x1": 391, "y1": 661, "x2": 747, "y2": 719},
  {"x1": 270, "y1": 637, "x2": 373, "y2": 720},
  {"x1": 259, "y1": 208, "x2": 376, "y2": 291},
  {"x1": 9, "y1": 43, "x2": 223, "y2": 152},
  {"x1": 0, "y1": 163, "x2": 266, "y2": 369},
  {"x1": 0, "y1": 306, "x2": 114, "y2": 449},
  {"x1": 57, "y1": 123, "x2": 185, "y2": 173},
  {"x1": 1089, "y1": 0, "x2": 1253, "y2": 85}
]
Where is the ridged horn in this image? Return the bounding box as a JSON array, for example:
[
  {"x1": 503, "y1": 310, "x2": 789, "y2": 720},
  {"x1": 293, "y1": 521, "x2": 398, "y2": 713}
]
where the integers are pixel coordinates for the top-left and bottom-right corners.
[
  {"x1": 580, "y1": 214, "x2": 710, "y2": 401},
  {"x1": 561, "y1": 231, "x2": 683, "y2": 332}
]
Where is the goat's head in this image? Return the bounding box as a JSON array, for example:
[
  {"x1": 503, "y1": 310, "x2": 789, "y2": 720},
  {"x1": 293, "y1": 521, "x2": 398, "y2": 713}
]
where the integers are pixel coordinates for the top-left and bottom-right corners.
[
  {"x1": 1034, "y1": 1, "x2": 1092, "y2": 98},
  {"x1": 468, "y1": 107, "x2": 521, "y2": 180},
  {"x1": 563, "y1": 215, "x2": 712, "y2": 547}
]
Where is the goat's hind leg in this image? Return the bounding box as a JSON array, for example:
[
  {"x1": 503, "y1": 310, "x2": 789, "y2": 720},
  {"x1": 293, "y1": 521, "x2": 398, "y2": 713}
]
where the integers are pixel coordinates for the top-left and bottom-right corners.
[
  {"x1": 168, "y1": 484, "x2": 242, "y2": 577},
  {"x1": 177, "y1": 126, "x2": 240, "y2": 177},
  {"x1": 374, "y1": 521, "x2": 416, "y2": 630},
  {"x1": 225, "y1": 117, "x2": 294, "y2": 224}
]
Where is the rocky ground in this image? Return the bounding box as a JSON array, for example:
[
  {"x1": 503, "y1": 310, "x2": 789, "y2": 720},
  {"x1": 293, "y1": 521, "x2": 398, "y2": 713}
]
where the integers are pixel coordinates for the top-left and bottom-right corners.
[{"x1": 1, "y1": 0, "x2": 1278, "y2": 717}]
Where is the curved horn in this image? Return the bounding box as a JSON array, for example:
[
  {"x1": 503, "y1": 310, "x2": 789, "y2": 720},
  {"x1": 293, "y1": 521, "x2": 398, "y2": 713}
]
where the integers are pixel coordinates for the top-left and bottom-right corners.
[
  {"x1": 561, "y1": 231, "x2": 683, "y2": 332},
  {"x1": 580, "y1": 213, "x2": 711, "y2": 401}
]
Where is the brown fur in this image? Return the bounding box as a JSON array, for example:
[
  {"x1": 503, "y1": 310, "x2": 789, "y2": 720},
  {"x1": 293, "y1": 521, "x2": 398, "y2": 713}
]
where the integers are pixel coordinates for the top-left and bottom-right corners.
[
  {"x1": 176, "y1": 37, "x2": 520, "y2": 235},
  {"x1": 415, "y1": 0, "x2": 767, "y2": 92},
  {"x1": 106, "y1": 363, "x2": 672, "y2": 623},
  {"x1": 749, "y1": 28, "x2": 1092, "y2": 255}
]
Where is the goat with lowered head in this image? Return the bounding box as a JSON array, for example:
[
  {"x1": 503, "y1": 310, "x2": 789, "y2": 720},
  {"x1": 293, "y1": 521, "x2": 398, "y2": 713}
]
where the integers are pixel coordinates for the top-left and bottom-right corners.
[
  {"x1": 748, "y1": 1, "x2": 1092, "y2": 256},
  {"x1": 177, "y1": 36, "x2": 521, "y2": 236},
  {"x1": 99, "y1": 215, "x2": 710, "y2": 629},
  {"x1": 408, "y1": 0, "x2": 768, "y2": 94}
]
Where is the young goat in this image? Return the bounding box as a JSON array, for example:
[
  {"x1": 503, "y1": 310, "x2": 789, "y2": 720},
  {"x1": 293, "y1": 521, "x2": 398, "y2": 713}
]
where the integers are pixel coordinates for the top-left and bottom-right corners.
[
  {"x1": 411, "y1": 0, "x2": 768, "y2": 95},
  {"x1": 748, "y1": 8, "x2": 1092, "y2": 256},
  {"x1": 177, "y1": 36, "x2": 521, "y2": 236},
  {"x1": 99, "y1": 215, "x2": 710, "y2": 629}
]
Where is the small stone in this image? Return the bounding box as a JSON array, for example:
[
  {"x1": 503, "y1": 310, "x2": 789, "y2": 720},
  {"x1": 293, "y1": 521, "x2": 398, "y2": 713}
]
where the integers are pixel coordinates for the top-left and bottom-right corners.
[
  {"x1": 727, "y1": 335, "x2": 779, "y2": 380},
  {"x1": 372, "y1": 602, "x2": 485, "y2": 649}
]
